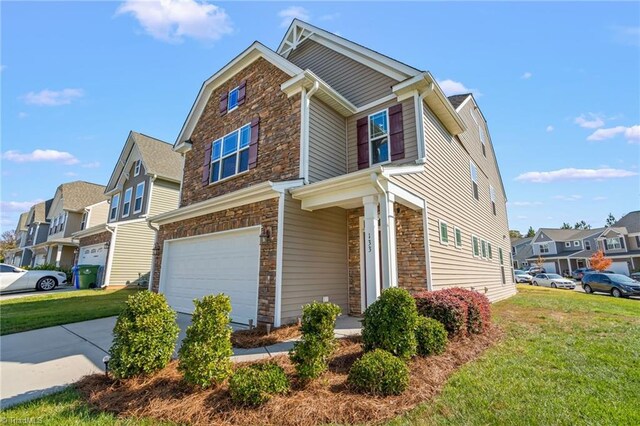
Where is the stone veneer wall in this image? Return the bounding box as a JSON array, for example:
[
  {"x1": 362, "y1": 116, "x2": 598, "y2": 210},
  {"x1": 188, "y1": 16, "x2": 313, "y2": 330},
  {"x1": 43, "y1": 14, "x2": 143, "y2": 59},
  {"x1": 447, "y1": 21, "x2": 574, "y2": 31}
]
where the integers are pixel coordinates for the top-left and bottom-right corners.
[{"x1": 151, "y1": 198, "x2": 279, "y2": 325}]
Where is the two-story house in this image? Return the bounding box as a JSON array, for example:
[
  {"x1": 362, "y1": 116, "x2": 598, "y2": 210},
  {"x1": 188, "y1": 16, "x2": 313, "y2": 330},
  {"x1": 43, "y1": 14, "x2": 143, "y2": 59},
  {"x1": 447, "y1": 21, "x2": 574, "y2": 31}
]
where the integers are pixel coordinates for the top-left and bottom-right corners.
[
  {"x1": 21, "y1": 199, "x2": 53, "y2": 267},
  {"x1": 527, "y1": 228, "x2": 606, "y2": 275},
  {"x1": 149, "y1": 20, "x2": 515, "y2": 327},
  {"x1": 593, "y1": 211, "x2": 640, "y2": 274},
  {"x1": 510, "y1": 237, "x2": 533, "y2": 270},
  {"x1": 30, "y1": 181, "x2": 108, "y2": 269},
  {"x1": 5, "y1": 212, "x2": 30, "y2": 267},
  {"x1": 73, "y1": 131, "x2": 182, "y2": 287}
]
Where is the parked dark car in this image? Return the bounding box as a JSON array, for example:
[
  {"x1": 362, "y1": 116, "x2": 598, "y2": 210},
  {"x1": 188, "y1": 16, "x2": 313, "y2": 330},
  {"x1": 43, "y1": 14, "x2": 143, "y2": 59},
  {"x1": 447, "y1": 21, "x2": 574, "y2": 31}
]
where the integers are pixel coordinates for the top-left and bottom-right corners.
[
  {"x1": 526, "y1": 266, "x2": 546, "y2": 276},
  {"x1": 572, "y1": 268, "x2": 595, "y2": 281},
  {"x1": 631, "y1": 272, "x2": 640, "y2": 281},
  {"x1": 582, "y1": 273, "x2": 640, "y2": 298}
]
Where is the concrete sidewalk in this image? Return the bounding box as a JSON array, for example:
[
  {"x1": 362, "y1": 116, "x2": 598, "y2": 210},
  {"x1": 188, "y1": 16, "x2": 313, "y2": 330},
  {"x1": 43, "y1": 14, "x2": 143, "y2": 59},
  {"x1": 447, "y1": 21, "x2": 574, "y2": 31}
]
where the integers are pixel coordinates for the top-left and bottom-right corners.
[{"x1": 0, "y1": 314, "x2": 361, "y2": 408}]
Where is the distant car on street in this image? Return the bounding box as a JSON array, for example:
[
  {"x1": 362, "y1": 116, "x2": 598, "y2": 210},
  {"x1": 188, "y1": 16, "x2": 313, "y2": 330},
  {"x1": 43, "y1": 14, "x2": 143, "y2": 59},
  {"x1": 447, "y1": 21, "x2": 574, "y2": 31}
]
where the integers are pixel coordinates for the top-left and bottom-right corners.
[
  {"x1": 526, "y1": 266, "x2": 546, "y2": 276},
  {"x1": 0, "y1": 264, "x2": 67, "y2": 293},
  {"x1": 572, "y1": 268, "x2": 595, "y2": 281},
  {"x1": 514, "y1": 270, "x2": 533, "y2": 284},
  {"x1": 582, "y1": 273, "x2": 640, "y2": 298},
  {"x1": 532, "y1": 273, "x2": 576, "y2": 290}
]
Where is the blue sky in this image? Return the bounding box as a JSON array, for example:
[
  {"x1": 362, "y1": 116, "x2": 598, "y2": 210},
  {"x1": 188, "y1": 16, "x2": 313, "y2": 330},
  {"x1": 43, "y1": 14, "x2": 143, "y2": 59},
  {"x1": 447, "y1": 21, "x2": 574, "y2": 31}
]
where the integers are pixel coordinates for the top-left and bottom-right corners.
[{"x1": 1, "y1": 1, "x2": 639, "y2": 234}]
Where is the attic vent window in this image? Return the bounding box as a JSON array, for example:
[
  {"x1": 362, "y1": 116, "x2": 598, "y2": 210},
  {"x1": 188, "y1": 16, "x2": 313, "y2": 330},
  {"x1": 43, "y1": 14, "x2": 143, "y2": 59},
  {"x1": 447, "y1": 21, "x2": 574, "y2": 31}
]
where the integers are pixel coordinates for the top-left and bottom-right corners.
[
  {"x1": 134, "y1": 160, "x2": 141, "y2": 177},
  {"x1": 228, "y1": 87, "x2": 239, "y2": 111}
]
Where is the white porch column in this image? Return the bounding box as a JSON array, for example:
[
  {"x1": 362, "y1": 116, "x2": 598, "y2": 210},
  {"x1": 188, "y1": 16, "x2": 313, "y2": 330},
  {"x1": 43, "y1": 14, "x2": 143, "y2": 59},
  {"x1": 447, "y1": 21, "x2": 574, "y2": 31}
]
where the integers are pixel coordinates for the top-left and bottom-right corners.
[
  {"x1": 379, "y1": 193, "x2": 398, "y2": 289},
  {"x1": 55, "y1": 244, "x2": 63, "y2": 267},
  {"x1": 45, "y1": 246, "x2": 54, "y2": 264},
  {"x1": 363, "y1": 195, "x2": 381, "y2": 306}
]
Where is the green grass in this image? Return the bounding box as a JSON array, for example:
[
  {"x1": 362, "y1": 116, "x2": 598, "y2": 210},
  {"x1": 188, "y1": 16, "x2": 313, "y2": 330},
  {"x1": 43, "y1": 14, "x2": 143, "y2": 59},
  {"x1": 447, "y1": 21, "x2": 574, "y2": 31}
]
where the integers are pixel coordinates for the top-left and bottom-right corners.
[
  {"x1": 3, "y1": 286, "x2": 638, "y2": 425},
  {"x1": 0, "y1": 287, "x2": 142, "y2": 335}
]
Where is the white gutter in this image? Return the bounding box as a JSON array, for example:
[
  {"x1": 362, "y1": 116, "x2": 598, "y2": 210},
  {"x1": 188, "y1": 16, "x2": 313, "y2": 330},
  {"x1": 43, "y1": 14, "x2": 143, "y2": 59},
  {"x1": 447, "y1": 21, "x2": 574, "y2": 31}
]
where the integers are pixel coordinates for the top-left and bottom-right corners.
[
  {"x1": 371, "y1": 172, "x2": 398, "y2": 290},
  {"x1": 300, "y1": 81, "x2": 320, "y2": 184},
  {"x1": 103, "y1": 225, "x2": 117, "y2": 288},
  {"x1": 147, "y1": 219, "x2": 160, "y2": 292}
]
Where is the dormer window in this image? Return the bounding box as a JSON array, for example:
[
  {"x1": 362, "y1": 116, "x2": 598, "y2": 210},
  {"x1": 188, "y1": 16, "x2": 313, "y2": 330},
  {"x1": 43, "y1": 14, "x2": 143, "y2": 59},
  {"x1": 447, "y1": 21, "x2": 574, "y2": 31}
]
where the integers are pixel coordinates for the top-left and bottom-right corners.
[
  {"x1": 110, "y1": 193, "x2": 120, "y2": 221},
  {"x1": 219, "y1": 80, "x2": 246, "y2": 116},
  {"x1": 605, "y1": 237, "x2": 622, "y2": 250},
  {"x1": 565, "y1": 242, "x2": 571, "y2": 248},
  {"x1": 573, "y1": 240, "x2": 580, "y2": 247},
  {"x1": 134, "y1": 160, "x2": 141, "y2": 177},
  {"x1": 228, "y1": 87, "x2": 239, "y2": 111}
]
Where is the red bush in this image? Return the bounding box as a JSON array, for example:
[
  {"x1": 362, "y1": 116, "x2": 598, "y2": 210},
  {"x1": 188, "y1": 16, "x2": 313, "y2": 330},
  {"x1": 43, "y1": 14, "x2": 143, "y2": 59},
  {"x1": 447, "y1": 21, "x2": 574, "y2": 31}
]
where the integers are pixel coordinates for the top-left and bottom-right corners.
[
  {"x1": 440, "y1": 288, "x2": 491, "y2": 334},
  {"x1": 413, "y1": 291, "x2": 468, "y2": 337}
]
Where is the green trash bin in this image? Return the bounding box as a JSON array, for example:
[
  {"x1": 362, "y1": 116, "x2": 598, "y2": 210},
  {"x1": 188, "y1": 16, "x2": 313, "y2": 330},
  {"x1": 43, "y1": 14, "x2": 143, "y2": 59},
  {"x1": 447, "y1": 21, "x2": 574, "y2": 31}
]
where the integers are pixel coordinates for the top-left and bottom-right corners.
[{"x1": 77, "y1": 265, "x2": 100, "y2": 289}]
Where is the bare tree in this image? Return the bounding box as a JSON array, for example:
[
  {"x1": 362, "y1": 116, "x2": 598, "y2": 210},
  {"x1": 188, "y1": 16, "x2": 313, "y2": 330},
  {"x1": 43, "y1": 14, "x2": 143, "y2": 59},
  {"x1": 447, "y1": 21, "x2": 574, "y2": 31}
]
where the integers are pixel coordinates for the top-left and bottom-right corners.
[{"x1": 0, "y1": 230, "x2": 18, "y2": 262}]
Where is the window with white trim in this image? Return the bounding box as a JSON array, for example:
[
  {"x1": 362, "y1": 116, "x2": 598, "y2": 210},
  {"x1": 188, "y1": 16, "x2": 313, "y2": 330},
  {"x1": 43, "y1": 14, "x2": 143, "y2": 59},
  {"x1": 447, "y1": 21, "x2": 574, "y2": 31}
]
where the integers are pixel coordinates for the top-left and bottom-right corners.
[
  {"x1": 490, "y1": 185, "x2": 496, "y2": 215},
  {"x1": 573, "y1": 241, "x2": 580, "y2": 247},
  {"x1": 481, "y1": 239, "x2": 487, "y2": 258},
  {"x1": 499, "y1": 247, "x2": 504, "y2": 265},
  {"x1": 110, "y1": 193, "x2": 120, "y2": 221},
  {"x1": 369, "y1": 110, "x2": 390, "y2": 165},
  {"x1": 210, "y1": 124, "x2": 251, "y2": 183},
  {"x1": 512, "y1": 246, "x2": 517, "y2": 255},
  {"x1": 472, "y1": 235, "x2": 480, "y2": 257},
  {"x1": 539, "y1": 243, "x2": 550, "y2": 254},
  {"x1": 585, "y1": 241, "x2": 591, "y2": 250},
  {"x1": 488, "y1": 242, "x2": 493, "y2": 259},
  {"x1": 480, "y1": 128, "x2": 486, "y2": 157},
  {"x1": 439, "y1": 220, "x2": 449, "y2": 244},
  {"x1": 565, "y1": 242, "x2": 571, "y2": 248},
  {"x1": 80, "y1": 212, "x2": 87, "y2": 230},
  {"x1": 134, "y1": 182, "x2": 145, "y2": 213},
  {"x1": 605, "y1": 237, "x2": 622, "y2": 250},
  {"x1": 470, "y1": 161, "x2": 479, "y2": 200},
  {"x1": 134, "y1": 160, "x2": 141, "y2": 177},
  {"x1": 455, "y1": 227, "x2": 462, "y2": 248},
  {"x1": 122, "y1": 188, "x2": 132, "y2": 218},
  {"x1": 227, "y1": 86, "x2": 240, "y2": 111}
]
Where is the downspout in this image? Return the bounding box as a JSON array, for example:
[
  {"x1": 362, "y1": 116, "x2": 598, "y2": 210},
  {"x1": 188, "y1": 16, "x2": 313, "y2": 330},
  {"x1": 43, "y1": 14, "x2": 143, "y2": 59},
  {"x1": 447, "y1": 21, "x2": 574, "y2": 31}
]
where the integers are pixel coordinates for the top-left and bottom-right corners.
[
  {"x1": 415, "y1": 83, "x2": 434, "y2": 164},
  {"x1": 301, "y1": 81, "x2": 319, "y2": 184},
  {"x1": 147, "y1": 219, "x2": 160, "y2": 292},
  {"x1": 103, "y1": 225, "x2": 116, "y2": 287}
]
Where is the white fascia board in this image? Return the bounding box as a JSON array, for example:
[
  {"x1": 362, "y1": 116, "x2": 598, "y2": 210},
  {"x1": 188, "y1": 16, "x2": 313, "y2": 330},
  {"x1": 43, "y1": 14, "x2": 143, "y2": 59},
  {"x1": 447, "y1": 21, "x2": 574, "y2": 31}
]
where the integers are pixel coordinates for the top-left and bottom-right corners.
[
  {"x1": 175, "y1": 42, "x2": 303, "y2": 147},
  {"x1": 72, "y1": 224, "x2": 107, "y2": 239},
  {"x1": 281, "y1": 70, "x2": 357, "y2": 116},
  {"x1": 149, "y1": 180, "x2": 302, "y2": 226},
  {"x1": 383, "y1": 181, "x2": 424, "y2": 211},
  {"x1": 455, "y1": 95, "x2": 473, "y2": 112}
]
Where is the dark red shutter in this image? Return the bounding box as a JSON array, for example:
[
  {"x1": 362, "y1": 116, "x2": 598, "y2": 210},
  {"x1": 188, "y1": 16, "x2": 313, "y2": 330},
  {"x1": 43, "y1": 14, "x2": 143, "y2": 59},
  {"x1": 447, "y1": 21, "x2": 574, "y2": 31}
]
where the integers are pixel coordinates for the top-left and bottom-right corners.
[
  {"x1": 238, "y1": 80, "x2": 247, "y2": 106},
  {"x1": 357, "y1": 117, "x2": 369, "y2": 170},
  {"x1": 202, "y1": 142, "x2": 212, "y2": 186},
  {"x1": 248, "y1": 117, "x2": 260, "y2": 169},
  {"x1": 389, "y1": 103, "x2": 405, "y2": 161},
  {"x1": 219, "y1": 92, "x2": 228, "y2": 116}
]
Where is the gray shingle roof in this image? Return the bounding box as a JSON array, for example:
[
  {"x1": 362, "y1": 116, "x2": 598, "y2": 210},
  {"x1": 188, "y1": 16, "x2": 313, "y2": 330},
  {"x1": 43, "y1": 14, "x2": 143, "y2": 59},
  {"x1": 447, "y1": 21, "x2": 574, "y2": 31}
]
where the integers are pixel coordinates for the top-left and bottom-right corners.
[
  {"x1": 537, "y1": 227, "x2": 605, "y2": 242},
  {"x1": 15, "y1": 212, "x2": 29, "y2": 232},
  {"x1": 57, "y1": 181, "x2": 108, "y2": 212},
  {"x1": 448, "y1": 94, "x2": 471, "y2": 109},
  {"x1": 511, "y1": 237, "x2": 533, "y2": 247},
  {"x1": 132, "y1": 132, "x2": 183, "y2": 182},
  {"x1": 31, "y1": 199, "x2": 53, "y2": 223},
  {"x1": 612, "y1": 211, "x2": 640, "y2": 234}
]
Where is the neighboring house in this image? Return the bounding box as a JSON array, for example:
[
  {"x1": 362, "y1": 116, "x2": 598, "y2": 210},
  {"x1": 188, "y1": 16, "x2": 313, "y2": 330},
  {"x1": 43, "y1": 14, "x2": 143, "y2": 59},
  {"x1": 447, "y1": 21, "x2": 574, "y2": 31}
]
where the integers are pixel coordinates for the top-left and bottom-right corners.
[
  {"x1": 73, "y1": 131, "x2": 182, "y2": 287},
  {"x1": 22, "y1": 200, "x2": 53, "y2": 267},
  {"x1": 5, "y1": 212, "x2": 30, "y2": 267},
  {"x1": 30, "y1": 181, "x2": 108, "y2": 269},
  {"x1": 594, "y1": 211, "x2": 640, "y2": 275},
  {"x1": 510, "y1": 237, "x2": 533, "y2": 270},
  {"x1": 527, "y1": 228, "x2": 606, "y2": 275},
  {"x1": 149, "y1": 20, "x2": 515, "y2": 327}
]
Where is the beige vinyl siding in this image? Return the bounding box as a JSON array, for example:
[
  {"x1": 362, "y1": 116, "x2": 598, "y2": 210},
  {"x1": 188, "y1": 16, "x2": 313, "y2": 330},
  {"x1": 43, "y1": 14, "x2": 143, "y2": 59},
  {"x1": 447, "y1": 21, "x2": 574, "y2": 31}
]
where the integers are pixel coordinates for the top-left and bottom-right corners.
[
  {"x1": 63, "y1": 212, "x2": 83, "y2": 238},
  {"x1": 287, "y1": 39, "x2": 397, "y2": 107},
  {"x1": 391, "y1": 100, "x2": 516, "y2": 303},
  {"x1": 346, "y1": 98, "x2": 417, "y2": 173},
  {"x1": 281, "y1": 195, "x2": 348, "y2": 323},
  {"x1": 148, "y1": 179, "x2": 180, "y2": 217},
  {"x1": 108, "y1": 221, "x2": 154, "y2": 286},
  {"x1": 87, "y1": 202, "x2": 109, "y2": 227},
  {"x1": 308, "y1": 97, "x2": 347, "y2": 183}
]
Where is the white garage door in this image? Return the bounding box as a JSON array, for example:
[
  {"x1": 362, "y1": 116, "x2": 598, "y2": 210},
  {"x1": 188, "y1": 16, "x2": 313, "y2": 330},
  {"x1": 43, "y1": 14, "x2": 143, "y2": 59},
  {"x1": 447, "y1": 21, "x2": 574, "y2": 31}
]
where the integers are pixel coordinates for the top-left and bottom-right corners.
[
  {"x1": 543, "y1": 262, "x2": 557, "y2": 273},
  {"x1": 78, "y1": 244, "x2": 108, "y2": 266},
  {"x1": 160, "y1": 227, "x2": 261, "y2": 325},
  {"x1": 610, "y1": 261, "x2": 630, "y2": 276}
]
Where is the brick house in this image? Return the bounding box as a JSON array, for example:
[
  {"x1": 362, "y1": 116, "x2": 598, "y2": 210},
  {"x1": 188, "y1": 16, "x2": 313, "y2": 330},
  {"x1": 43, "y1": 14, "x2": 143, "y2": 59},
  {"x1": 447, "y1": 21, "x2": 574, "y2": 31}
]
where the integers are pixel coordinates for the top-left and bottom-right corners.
[{"x1": 149, "y1": 20, "x2": 515, "y2": 326}]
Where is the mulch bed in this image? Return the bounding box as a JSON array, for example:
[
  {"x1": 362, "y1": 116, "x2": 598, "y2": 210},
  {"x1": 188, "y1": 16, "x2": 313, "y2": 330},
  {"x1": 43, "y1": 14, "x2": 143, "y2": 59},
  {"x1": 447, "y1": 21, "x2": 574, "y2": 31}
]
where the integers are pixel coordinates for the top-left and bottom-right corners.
[
  {"x1": 76, "y1": 327, "x2": 502, "y2": 426},
  {"x1": 231, "y1": 324, "x2": 301, "y2": 349}
]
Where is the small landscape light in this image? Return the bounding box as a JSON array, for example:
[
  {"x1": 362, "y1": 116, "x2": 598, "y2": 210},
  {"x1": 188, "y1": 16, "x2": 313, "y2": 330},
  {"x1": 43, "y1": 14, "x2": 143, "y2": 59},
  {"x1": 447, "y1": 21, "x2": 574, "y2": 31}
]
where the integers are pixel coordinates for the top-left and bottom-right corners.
[
  {"x1": 259, "y1": 227, "x2": 271, "y2": 244},
  {"x1": 103, "y1": 355, "x2": 111, "y2": 377}
]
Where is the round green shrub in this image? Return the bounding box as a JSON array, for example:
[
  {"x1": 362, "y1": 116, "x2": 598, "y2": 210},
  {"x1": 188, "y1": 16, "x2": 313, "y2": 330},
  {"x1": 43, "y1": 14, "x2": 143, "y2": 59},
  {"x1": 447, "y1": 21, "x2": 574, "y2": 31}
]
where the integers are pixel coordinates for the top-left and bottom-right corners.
[
  {"x1": 109, "y1": 291, "x2": 179, "y2": 379},
  {"x1": 347, "y1": 349, "x2": 409, "y2": 396},
  {"x1": 415, "y1": 317, "x2": 447, "y2": 356},
  {"x1": 229, "y1": 363, "x2": 289, "y2": 406},
  {"x1": 361, "y1": 287, "x2": 419, "y2": 359},
  {"x1": 289, "y1": 302, "x2": 341, "y2": 380},
  {"x1": 178, "y1": 294, "x2": 233, "y2": 387}
]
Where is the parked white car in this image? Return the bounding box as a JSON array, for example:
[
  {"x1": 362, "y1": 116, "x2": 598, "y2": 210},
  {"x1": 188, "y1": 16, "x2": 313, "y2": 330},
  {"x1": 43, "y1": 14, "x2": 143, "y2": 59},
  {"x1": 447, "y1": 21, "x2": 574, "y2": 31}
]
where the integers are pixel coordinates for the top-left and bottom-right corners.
[
  {"x1": 532, "y1": 273, "x2": 576, "y2": 290},
  {"x1": 0, "y1": 264, "x2": 67, "y2": 293}
]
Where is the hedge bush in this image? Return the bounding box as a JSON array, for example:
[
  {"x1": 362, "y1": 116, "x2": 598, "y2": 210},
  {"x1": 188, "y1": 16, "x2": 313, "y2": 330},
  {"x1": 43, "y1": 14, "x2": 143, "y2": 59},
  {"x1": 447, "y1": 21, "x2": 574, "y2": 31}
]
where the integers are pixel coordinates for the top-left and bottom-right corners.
[
  {"x1": 289, "y1": 302, "x2": 341, "y2": 380},
  {"x1": 362, "y1": 287, "x2": 419, "y2": 359},
  {"x1": 441, "y1": 288, "x2": 491, "y2": 334},
  {"x1": 25, "y1": 264, "x2": 72, "y2": 282},
  {"x1": 109, "y1": 291, "x2": 179, "y2": 379},
  {"x1": 178, "y1": 294, "x2": 233, "y2": 387},
  {"x1": 415, "y1": 317, "x2": 447, "y2": 356},
  {"x1": 347, "y1": 349, "x2": 409, "y2": 396},
  {"x1": 229, "y1": 363, "x2": 289, "y2": 406},
  {"x1": 414, "y1": 291, "x2": 468, "y2": 337}
]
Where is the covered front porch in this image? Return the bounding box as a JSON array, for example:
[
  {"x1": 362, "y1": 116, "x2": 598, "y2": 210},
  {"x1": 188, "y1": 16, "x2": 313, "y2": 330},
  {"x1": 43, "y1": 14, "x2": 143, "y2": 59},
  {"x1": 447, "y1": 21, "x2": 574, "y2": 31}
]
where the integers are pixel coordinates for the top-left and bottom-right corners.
[
  {"x1": 32, "y1": 239, "x2": 77, "y2": 268},
  {"x1": 290, "y1": 165, "x2": 428, "y2": 314}
]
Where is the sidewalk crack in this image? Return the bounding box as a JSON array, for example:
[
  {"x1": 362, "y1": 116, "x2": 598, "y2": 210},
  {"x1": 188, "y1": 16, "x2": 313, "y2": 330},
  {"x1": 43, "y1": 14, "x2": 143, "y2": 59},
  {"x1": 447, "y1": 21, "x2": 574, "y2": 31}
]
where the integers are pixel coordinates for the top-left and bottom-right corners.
[{"x1": 60, "y1": 325, "x2": 109, "y2": 356}]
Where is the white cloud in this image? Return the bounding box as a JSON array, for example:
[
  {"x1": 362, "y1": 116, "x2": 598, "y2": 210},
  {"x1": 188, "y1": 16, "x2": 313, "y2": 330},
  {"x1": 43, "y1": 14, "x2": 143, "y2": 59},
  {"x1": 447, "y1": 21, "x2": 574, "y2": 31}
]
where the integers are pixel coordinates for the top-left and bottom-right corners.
[
  {"x1": 21, "y1": 88, "x2": 84, "y2": 106},
  {"x1": 521, "y1": 72, "x2": 532, "y2": 80},
  {"x1": 517, "y1": 215, "x2": 528, "y2": 220},
  {"x1": 587, "y1": 125, "x2": 640, "y2": 143},
  {"x1": 552, "y1": 194, "x2": 582, "y2": 201},
  {"x1": 117, "y1": 0, "x2": 232, "y2": 43},
  {"x1": 64, "y1": 171, "x2": 78, "y2": 177},
  {"x1": 319, "y1": 13, "x2": 340, "y2": 21},
  {"x1": 2, "y1": 149, "x2": 79, "y2": 165},
  {"x1": 611, "y1": 25, "x2": 640, "y2": 46},
  {"x1": 0, "y1": 200, "x2": 43, "y2": 213},
  {"x1": 18, "y1": 112, "x2": 28, "y2": 119},
  {"x1": 546, "y1": 125, "x2": 554, "y2": 132},
  {"x1": 574, "y1": 113, "x2": 605, "y2": 129},
  {"x1": 515, "y1": 167, "x2": 638, "y2": 183},
  {"x1": 437, "y1": 79, "x2": 481, "y2": 97},
  {"x1": 509, "y1": 201, "x2": 543, "y2": 207},
  {"x1": 278, "y1": 6, "x2": 310, "y2": 27},
  {"x1": 593, "y1": 196, "x2": 607, "y2": 201},
  {"x1": 81, "y1": 161, "x2": 101, "y2": 168}
]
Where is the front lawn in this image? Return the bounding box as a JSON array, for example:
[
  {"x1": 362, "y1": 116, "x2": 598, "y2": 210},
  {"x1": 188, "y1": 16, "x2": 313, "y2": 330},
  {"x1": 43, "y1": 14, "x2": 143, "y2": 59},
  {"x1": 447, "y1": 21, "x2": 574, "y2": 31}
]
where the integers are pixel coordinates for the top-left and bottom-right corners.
[
  {"x1": 0, "y1": 287, "x2": 142, "y2": 335},
  {"x1": 3, "y1": 286, "x2": 638, "y2": 425}
]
